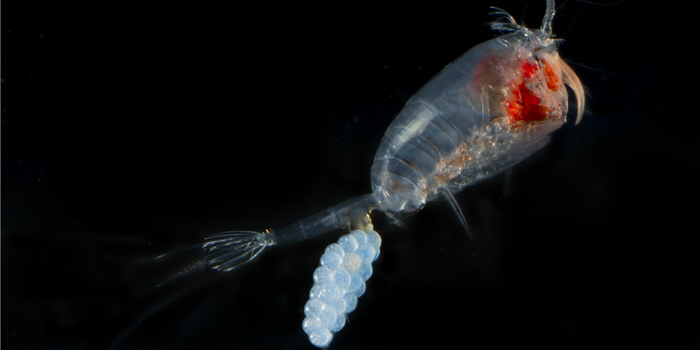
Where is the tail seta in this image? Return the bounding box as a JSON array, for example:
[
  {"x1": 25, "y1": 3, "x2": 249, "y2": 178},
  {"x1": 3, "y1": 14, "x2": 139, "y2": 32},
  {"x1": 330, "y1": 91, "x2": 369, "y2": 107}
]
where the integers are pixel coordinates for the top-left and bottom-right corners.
[{"x1": 201, "y1": 231, "x2": 274, "y2": 272}]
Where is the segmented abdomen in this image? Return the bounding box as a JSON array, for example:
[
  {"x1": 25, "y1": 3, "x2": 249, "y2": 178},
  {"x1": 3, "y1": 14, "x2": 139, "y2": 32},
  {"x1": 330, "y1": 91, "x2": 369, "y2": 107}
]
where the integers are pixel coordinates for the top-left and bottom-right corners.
[{"x1": 370, "y1": 100, "x2": 474, "y2": 213}]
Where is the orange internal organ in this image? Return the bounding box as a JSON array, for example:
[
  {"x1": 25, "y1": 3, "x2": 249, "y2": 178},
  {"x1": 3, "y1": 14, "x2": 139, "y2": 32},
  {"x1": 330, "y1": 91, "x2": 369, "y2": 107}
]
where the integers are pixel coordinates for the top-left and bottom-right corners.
[{"x1": 541, "y1": 59, "x2": 560, "y2": 91}]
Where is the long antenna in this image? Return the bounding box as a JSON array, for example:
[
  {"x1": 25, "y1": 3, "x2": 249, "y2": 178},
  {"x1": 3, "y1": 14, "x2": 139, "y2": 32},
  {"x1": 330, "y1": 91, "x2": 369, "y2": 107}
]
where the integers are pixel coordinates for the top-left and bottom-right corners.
[{"x1": 540, "y1": 0, "x2": 556, "y2": 38}]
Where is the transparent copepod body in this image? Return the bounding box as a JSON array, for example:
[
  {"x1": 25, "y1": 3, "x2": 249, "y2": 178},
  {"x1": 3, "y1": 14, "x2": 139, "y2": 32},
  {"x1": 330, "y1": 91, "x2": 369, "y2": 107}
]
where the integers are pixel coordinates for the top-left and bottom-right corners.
[
  {"x1": 370, "y1": 22, "x2": 584, "y2": 219},
  {"x1": 197, "y1": 0, "x2": 585, "y2": 275}
]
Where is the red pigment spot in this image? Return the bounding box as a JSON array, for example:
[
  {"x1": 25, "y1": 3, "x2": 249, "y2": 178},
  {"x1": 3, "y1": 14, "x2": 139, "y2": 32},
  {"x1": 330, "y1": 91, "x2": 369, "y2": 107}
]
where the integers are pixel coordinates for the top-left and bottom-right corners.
[
  {"x1": 508, "y1": 82, "x2": 548, "y2": 122},
  {"x1": 521, "y1": 60, "x2": 538, "y2": 79},
  {"x1": 506, "y1": 59, "x2": 549, "y2": 123}
]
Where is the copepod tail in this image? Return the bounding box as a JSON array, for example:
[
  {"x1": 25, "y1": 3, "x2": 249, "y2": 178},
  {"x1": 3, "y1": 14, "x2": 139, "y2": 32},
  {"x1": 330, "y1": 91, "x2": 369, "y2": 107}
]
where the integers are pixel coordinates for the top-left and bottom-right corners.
[
  {"x1": 199, "y1": 195, "x2": 377, "y2": 273},
  {"x1": 202, "y1": 231, "x2": 274, "y2": 272}
]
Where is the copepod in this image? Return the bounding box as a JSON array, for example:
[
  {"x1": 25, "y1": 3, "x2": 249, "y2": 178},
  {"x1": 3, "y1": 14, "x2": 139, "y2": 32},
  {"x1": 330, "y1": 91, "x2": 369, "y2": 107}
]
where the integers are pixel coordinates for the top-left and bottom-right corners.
[
  {"x1": 202, "y1": 0, "x2": 584, "y2": 273},
  {"x1": 191, "y1": 0, "x2": 584, "y2": 347}
]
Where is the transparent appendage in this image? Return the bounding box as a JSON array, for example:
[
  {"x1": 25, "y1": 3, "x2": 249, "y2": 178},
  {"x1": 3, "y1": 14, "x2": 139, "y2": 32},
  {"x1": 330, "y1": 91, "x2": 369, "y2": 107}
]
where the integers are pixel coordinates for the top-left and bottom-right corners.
[
  {"x1": 202, "y1": 231, "x2": 273, "y2": 272},
  {"x1": 302, "y1": 227, "x2": 382, "y2": 348}
]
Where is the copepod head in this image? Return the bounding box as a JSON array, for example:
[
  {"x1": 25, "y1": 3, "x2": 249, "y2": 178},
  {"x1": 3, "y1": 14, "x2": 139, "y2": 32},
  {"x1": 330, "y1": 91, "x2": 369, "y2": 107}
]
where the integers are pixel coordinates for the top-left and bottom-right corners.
[{"x1": 489, "y1": 0, "x2": 585, "y2": 125}]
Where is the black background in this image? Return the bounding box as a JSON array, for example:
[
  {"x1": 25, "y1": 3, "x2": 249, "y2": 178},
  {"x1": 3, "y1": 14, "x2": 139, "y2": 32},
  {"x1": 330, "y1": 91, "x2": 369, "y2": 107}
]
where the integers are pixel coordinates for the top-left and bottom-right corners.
[{"x1": 3, "y1": 1, "x2": 696, "y2": 349}]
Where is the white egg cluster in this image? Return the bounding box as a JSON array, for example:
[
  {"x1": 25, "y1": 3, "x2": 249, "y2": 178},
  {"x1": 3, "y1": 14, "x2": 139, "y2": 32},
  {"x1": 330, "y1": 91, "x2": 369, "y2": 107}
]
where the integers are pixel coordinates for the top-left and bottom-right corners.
[{"x1": 302, "y1": 227, "x2": 382, "y2": 348}]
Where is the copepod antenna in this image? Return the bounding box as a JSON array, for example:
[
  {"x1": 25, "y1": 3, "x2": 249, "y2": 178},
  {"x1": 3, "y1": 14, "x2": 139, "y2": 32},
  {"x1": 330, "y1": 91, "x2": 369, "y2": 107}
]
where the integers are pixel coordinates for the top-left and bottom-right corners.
[{"x1": 541, "y1": 0, "x2": 557, "y2": 38}]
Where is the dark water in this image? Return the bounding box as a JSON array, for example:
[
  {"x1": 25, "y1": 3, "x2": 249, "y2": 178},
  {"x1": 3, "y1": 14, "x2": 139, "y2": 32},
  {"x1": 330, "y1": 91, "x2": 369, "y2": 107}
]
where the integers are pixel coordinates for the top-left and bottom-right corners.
[{"x1": 3, "y1": 1, "x2": 695, "y2": 349}]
